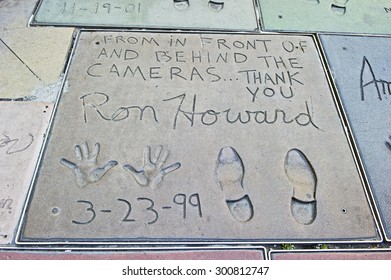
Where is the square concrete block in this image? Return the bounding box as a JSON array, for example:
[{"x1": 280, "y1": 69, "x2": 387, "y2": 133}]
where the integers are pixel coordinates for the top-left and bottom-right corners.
[
  {"x1": 270, "y1": 250, "x2": 391, "y2": 260},
  {"x1": 19, "y1": 31, "x2": 379, "y2": 243},
  {"x1": 259, "y1": 0, "x2": 391, "y2": 35},
  {"x1": 319, "y1": 34, "x2": 391, "y2": 241},
  {"x1": 0, "y1": 0, "x2": 74, "y2": 100},
  {"x1": 0, "y1": 102, "x2": 53, "y2": 244},
  {"x1": 0, "y1": 248, "x2": 265, "y2": 260},
  {"x1": 32, "y1": 0, "x2": 258, "y2": 31}
]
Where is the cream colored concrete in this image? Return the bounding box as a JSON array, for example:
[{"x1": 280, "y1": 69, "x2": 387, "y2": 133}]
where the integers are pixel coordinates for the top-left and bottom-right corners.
[
  {"x1": 0, "y1": 101, "x2": 53, "y2": 245},
  {"x1": 0, "y1": 0, "x2": 73, "y2": 100}
]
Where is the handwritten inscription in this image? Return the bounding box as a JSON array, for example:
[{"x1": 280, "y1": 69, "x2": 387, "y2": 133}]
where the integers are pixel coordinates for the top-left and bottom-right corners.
[
  {"x1": 0, "y1": 133, "x2": 34, "y2": 155},
  {"x1": 71, "y1": 193, "x2": 202, "y2": 225},
  {"x1": 78, "y1": 34, "x2": 321, "y2": 130},
  {"x1": 80, "y1": 92, "x2": 158, "y2": 123},
  {"x1": 80, "y1": 91, "x2": 318, "y2": 129},
  {"x1": 360, "y1": 56, "x2": 391, "y2": 101},
  {"x1": 163, "y1": 94, "x2": 318, "y2": 129},
  {"x1": 0, "y1": 198, "x2": 13, "y2": 213},
  {"x1": 385, "y1": 134, "x2": 391, "y2": 151},
  {"x1": 60, "y1": 2, "x2": 141, "y2": 15}
]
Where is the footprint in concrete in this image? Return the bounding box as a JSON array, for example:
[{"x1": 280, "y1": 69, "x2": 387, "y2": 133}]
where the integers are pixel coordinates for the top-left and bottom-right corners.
[
  {"x1": 173, "y1": 0, "x2": 189, "y2": 11},
  {"x1": 208, "y1": 1, "x2": 224, "y2": 12},
  {"x1": 331, "y1": 0, "x2": 348, "y2": 15},
  {"x1": 284, "y1": 149, "x2": 317, "y2": 225},
  {"x1": 215, "y1": 147, "x2": 253, "y2": 222},
  {"x1": 306, "y1": 0, "x2": 320, "y2": 5}
]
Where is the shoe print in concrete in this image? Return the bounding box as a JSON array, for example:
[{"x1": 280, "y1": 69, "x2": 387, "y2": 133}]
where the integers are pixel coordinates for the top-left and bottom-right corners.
[
  {"x1": 208, "y1": 1, "x2": 224, "y2": 12},
  {"x1": 173, "y1": 0, "x2": 190, "y2": 11},
  {"x1": 19, "y1": 32, "x2": 378, "y2": 243},
  {"x1": 319, "y1": 34, "x2": 391, "y2": 241},
  {"x1": 284, "y1": 149, "x2": 317, "y2": 225},
  {"x1": 216, "y1": 147, "x2": 253, "y2": 222},
  {"x1": 32, "y1": 0, "x2": 257, "y2": 31},
  {"x1": 259, "y1": 0, "x2": 391, "y2": 35},
  {"x1": 331, "y1": 0, "x2": 349, "y2": 16}
]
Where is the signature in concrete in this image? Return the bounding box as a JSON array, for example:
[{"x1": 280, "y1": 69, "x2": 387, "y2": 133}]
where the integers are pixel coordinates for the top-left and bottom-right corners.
[
  {"x1": 360, "y1": 56, "x2": 391, "y2": 101},
  {"x1": 0, "y1": 133, "x2": 34, "y2": 155}
]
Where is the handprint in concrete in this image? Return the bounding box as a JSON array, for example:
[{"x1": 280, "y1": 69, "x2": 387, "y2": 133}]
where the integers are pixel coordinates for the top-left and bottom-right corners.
[
  {"x1": 60, "y1": 142, "x2": 118, "y2": 187},
  {"x1": 123, "y1": 146, "x2": 181, "y2": 189}
]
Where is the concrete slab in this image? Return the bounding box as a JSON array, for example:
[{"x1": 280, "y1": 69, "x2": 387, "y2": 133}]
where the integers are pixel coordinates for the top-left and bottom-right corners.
[
  {"x1": 319, "y1": 34, "x2": 391, "y2": 241},
  {"x1": 32, "y1": 0, "x2": 258, "y2": 31},
  {"x1": 0, "y1": 248, "x2": 265, "y2": 260},
  {"x1": 259, "y1": 0, "x2": 391, "y2": 35},
  {"x1": 19, "y1": 31, "x2": 378, "y2": 243},
  {"x1": 0, "y1": 39, "x2": 42, "y2": 98},
  {"x1": 0, "y1": 0, "x2": 73, "y2": 100},
  {"x1": 270, "y1": 250, "x2": 391, "y2": 260},
  {"x1": 0, "y1": 101, "x2": 53, "y2": 245}
]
